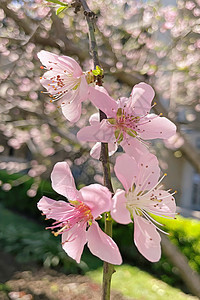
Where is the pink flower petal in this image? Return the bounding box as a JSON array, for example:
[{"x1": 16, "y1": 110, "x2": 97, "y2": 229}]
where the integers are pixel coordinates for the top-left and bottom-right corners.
[
  {"x1": 37, "y1": 50, "x2": 60, "y2": 69},
  {"x1": 147, "y1": 190, "x2": 176, "y2": 217},
  {"x1": 87, "y1": 221, "x2": 122, "y2": 265},
  {"x1": 135, "y1": 153, "x2": 160, "y2": 192},
  {"x1": 121, "y1": 137, "x2": 149, "y2": 161},
  {"x1": 37, "y1": 196, "x2": 73, "y2": 220},
  {"x1": 58, "y1": 55, "x2": 83, "y2": 77},
  {"x1": 62, "y1": 223, "x2": 87, "y2": 263},
  {"x1": 90, "y1": 142, "x2": 102, "y2": 159},
  {"x1": 117, "y1": 97, "x2": 129, "y2": 109},
  {"x1": 131, "y1": 82, "x2": 155, "y2": 116},
  {"x1": 114, "y1": 154, "x2": 138, "y2": 191},
  {"x1": 38, "y1": 50, "x2": 80, "y2": 76},
  {"x1": 134, "y1": 215, "x2": 161, "y2": 262},
  {"x1": 88, "y1": 86, "x2": 117, "y2": 118},
  {"x1": 111, "y1": 189, "x2": 132, "y2": 224},
  {"x1": 61, "y1": 95, "x2": 82, "y2": 123},
  {"x1": 79, "y1": 184, "x2": 111, "y2": 218},
  {"x1": 90, "y1": 142, "x2": 118, "y2": 159},
  {"x1": 108, "y1": 142, "x2": 118, "y2": 156},
  {"x1": 79, "y1": 75, "x2": 89, "y2": 102},
  {"x1": 51, "y1": 162, "x2": 79, "y2": 200},
  {"x1": 37, "y1": 196, "x2": 57, "y2": 217},
  {"x1": 89, "y1": 113, "x2": 99, "y2": 125},
  {"x1": 77, "y1": 119, "x2": 115, "y2": 143},
  {"x1": 39, "y1": 70, "x2": 60, "y2": 94},
  {"x1": 139, "y1": 115, "x2": 176, "y2": 140}
]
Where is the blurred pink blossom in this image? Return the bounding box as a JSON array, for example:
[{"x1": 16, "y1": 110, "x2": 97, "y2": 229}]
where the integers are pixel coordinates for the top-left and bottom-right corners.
[
  {"x1": 185, "y1": 1, "x2": 196, "y2": 10},
  {"x1": 164, "y1": 133, "x2": 184, "y2": 150}
]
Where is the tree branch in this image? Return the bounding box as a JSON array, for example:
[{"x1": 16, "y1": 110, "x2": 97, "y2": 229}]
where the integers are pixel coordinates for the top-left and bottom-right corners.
[{"x1": 79, "y1": 1, "x2": 114, "y2": 299}]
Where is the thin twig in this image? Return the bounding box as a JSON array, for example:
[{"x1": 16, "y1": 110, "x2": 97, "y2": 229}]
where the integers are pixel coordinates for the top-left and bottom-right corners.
[{"x1": 79, "y1": 1, "x2": 115, "y2": 299}]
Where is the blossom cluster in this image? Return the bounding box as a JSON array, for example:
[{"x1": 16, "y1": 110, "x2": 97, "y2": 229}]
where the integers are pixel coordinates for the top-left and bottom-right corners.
[{"x1": 37, "y1": 50, "x2": 177, "y2": 265}]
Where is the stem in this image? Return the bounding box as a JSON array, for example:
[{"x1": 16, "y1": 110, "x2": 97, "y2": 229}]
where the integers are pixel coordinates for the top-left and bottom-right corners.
[
  {"x1": 79, "y1": 1, "x2": 114, "y2": 299},
  {"x1": 102, "y1": 213, "x2": 114, "y2": 300}
]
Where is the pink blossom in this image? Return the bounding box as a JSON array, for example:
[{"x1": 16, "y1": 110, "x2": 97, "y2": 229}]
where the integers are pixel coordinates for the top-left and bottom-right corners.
[
  {"x1": 89, "y1": 113, "x2": 117, "y2": 159},
  {"x1": 77, "y1": 83, "x2": 176, "y2": 158},
  {"x1": 37, "y1": 161, "x2": 122, "y2": 265},
  {"x1": 111, "y1": 153, "x2": 176, "y2": 262},
  {"x1": 38, "y1": 50, "x2": 89, "y2": 122},
  {"x1": 185, "y1": 1, "x2": 196, "y2": 10}
]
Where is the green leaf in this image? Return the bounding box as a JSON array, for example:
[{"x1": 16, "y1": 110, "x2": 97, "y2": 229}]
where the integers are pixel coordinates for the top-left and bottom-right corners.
[
  {"x1": 45, "y1": 0, "x2": 69, "y2": 6},
  {"x1": 91, "y1": 65, "x2": 104, "y2": 76},
  {"x1": 92, "y1": 70, "x2": 99, "y2": 76},
  {"x1": 96, "y1": 65, "x2": 104, "y2": 75},
  {"x1": 56, "y1": 6, "x2": 68, "y2": 15}
]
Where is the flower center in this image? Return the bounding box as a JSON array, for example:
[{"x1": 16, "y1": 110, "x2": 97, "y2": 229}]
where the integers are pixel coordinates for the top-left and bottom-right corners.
[
  {"x1": 126, "y1": 191, "x2": 143, "y2": 216},
  {"x1": 48, "y1": 201, "x2": 93, "y2": 236},
  {"x1": 124, "y1": 175, "x2": 176, "y2": 234},
  {"x1": 126, "y1": 190, "x2": 162, "y2": 216},
  {"x1": 107, "y1": 108, "x2": 139, "y2": 143},
  {"x1": 40, "y1": 61, "x2": 81, "y2": 105},
  {"x1": 107, "y1": 100, "x2": 159, "y2": 145},
  {"x1": 73, "y1": 201, "x2": 93, "y2": 223}
]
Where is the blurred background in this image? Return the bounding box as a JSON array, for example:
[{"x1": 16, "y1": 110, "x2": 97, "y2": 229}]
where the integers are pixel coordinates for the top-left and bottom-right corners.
[{"x1": 0, "y1": 0, "x2": 200, "y2": 299}]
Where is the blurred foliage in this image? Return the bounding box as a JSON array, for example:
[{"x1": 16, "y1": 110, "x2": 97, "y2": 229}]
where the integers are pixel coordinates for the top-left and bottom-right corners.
[
  {"x1": 0, "y1": 170, "x2": 62, "y2": 218},
  {"x1": 0, "y1": 283, "x2": 10, "y2": 293},
  {"x1": 87, "y1": 265, "x2": 198, "y2": 300},
  {"x1": 112, "y1": 216, "x2": 200, "y2": 291},
  {"x1": 0, "y1": 204, "x2": 88, "y2": 274},
  {"x1": 157, "y1": 215, "x2": 200, "y2": 273}
]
